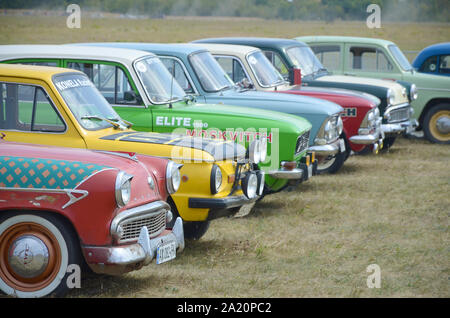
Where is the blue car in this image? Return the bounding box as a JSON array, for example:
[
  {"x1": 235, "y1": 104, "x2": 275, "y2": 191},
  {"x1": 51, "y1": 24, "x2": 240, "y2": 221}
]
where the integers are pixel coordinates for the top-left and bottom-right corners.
[{"x1": 412, "y1": 42, "x2": 450, "y2": 77}]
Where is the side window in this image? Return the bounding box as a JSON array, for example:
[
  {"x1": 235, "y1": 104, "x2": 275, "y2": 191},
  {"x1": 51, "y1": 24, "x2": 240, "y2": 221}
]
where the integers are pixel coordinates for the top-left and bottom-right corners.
[
  {"x1": 439, "y1": 55, "x2": 450, "y2": 74},
  {"x1": 160, "y1": 58, "x2": 194, "y2": 94},
  {"x1": 14, "y1": 61, "x2": 59, "y2": 67},
  {"x1": 349, "y1": 47, "x2": 393, "y2": 71},
  {"x1": 263, "y1": 50, "x2": 288, "y2": 79},
  {"x1": 215, "y1": 57, "x2": 248, "y2": 83},
  {"x1": 311, "y1": 45, "x2": 341, "y2": 71},
  {"x1": 419, "y1": 55, "x2": 438, "y2": 73},
  {"x1": 0, "y1": 82, "x2": 65, "y2": 132},
  {"x1": 66, "y1": 62, "x2": 139, "y2": 105}
]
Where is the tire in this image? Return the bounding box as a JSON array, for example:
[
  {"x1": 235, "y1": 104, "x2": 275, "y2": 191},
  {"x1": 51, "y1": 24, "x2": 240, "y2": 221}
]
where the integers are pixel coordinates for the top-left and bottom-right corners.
[
  {"x1": 0, "y1": 212, "x2": 81, "y2": 298},
  {"x1": 316, "y1": 150, "x2": 347, "y2": 174},
  {"x1": 422, "y1": 103, "x2": 450, "y2": 144},
  {"x1": 167, "y1": 198, "x2": 210, "y2": 241},
  {"x1": 382, "y1": 136, "x2": 396, "y2": 150}
]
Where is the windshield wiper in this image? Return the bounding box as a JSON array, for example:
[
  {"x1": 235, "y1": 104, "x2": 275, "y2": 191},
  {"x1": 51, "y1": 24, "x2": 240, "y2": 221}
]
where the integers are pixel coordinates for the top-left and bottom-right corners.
[
  {"x1": 80, "y1": 115, "x2": 129, "y2": 130},
  {"x1": 217, "y1": 85, "x2": 232, "y2": 92}
]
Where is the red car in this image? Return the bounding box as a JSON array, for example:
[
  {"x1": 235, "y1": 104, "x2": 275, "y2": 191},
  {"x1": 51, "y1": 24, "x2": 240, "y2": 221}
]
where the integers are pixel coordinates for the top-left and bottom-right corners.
[{"x1": 0, "y1": 141, "x2": 184, "y2": 298}]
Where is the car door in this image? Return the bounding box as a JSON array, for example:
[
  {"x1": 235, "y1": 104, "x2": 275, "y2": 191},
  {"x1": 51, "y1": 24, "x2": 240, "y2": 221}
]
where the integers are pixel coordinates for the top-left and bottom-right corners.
[
  {"x1": 343, "y1": 43, "x2": 402, "y2": 81},
  {"x1": 62, "y1": 59, "x2": 153, "y2": 132},
  {"x1": 0, "y1": 77, "x2": 85, "y2": 148}
]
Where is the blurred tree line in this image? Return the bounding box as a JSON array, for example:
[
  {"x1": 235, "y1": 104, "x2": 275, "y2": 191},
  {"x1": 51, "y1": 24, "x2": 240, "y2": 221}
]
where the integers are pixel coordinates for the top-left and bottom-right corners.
[{"x1": 1, "y1": 0, "x2": 449, "y2": 22}]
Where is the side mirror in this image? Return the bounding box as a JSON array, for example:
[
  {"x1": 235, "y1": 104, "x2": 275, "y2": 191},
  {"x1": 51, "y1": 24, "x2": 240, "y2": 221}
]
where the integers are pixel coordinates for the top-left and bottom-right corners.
[
  {"x1": 124, "y1": 90, "x2": 143, "y2": 104},
  {"x1": 238, "y1": 78, "x2": 254, "y2": 89},
  {"x1": 293, "y1": 68, "x2": 302, "y2": 86}
]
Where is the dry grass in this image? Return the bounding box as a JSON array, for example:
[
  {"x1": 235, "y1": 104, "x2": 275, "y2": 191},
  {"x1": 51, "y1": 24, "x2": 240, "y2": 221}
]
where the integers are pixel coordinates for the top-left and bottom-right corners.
[
  {"x1": 65, "y1": 137, "x2": 450, "y2": 298},
  {"x1": 1, "y1": 15, "x2": 449, "y2": 298}
]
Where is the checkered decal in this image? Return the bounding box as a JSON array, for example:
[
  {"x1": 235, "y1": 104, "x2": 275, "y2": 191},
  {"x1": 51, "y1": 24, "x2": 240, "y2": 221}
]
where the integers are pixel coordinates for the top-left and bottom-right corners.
[{"x1": 0, "y1": 156, "x2": 111, "y2": 190}]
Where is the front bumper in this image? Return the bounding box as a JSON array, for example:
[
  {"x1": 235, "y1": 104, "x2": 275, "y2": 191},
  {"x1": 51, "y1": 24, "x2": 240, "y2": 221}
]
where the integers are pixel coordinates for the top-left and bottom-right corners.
[
  {"x1": 308, "y1": 138, "x2": 343, "y2": 156},
  {"x1": 350, "y1": 118, "x2": 384, "y2": 145},
  {"x1": 189, "y1": 194, "x2": 259, "y2": 210},
  {"x1": 382, "y1": 118, "x2": 418, "y2": 135},
  {"x1": 267, "y1": 157, "x2": 317, "y2": 181},
  {"x1": 83, "y1": 217, "x2": 185, "y2": 275}
]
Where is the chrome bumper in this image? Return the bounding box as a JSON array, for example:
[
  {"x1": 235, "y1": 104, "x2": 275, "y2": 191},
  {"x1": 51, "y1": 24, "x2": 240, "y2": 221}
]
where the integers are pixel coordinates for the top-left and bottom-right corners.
[
  {"x1": 308, "y1": 138, "x2": 343, "y2": 156},
  {"x1": 267, "y1": 161, "x2": 316, "y2": 180},
  {"x1": 84, "y1": 217, "x2": 184, "y2": 275},
  {"x1": 382, "y1": 118, "x2": 418, "y2": 135},
  {"x1": 350, "y1": 118, "x2": 384, "y2": 145}
]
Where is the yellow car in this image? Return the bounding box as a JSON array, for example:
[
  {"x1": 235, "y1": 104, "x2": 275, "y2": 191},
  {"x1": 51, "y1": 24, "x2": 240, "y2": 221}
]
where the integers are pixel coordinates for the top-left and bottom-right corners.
[{"x1": 0, "y1": 64, "x2": 265, "y2": 239}]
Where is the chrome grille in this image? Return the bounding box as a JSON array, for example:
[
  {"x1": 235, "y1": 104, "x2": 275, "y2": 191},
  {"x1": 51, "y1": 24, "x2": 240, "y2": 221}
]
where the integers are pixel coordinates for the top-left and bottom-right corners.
[
  {"x1": 295, "y1": 130, "x2": 310, "y2": 155},
  {"x1": 119, "y1": 210, "x2": 166, "y2": 242},
  {"x1": 388, "y1": 107, "x2": 410, "y2": 123}
]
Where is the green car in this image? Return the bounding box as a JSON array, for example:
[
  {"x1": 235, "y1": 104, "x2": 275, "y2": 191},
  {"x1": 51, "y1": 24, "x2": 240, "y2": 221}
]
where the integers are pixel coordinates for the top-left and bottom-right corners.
[
  {"x1": 0, "y1": 44, "x2": 315, "y2": 194},
  {"x1": 298, "y1": 36, "x2": 450, "y2": 144}
]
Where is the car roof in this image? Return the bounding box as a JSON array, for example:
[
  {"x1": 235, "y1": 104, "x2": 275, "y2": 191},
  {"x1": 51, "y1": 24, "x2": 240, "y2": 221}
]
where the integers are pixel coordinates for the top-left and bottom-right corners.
[
  {"x1": 0, "y1": 44, "x2": 155, "y2": 63},
  {"x1": 190, "y1": 43, "x2": 260, "y2": 56},
  {"x1": 412, "y1": 42, "x2": 450, "y2": 67},
  {"x1": 193, "y1": 37, "x2": 308, "y2": 50},
  {"x1": 296, "y1": 35, "x2": 395, "y2": 47},
  {"x1": 0, "y1": 63, "x2": 81, "y2": 80}
]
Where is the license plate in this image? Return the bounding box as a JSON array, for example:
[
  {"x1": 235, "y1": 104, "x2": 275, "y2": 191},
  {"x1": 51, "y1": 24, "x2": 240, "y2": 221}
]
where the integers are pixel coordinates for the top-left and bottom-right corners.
[
  {"x1": 307, "y1": 164, "x2": 313, "y2": 178},
  {"x1": 339, "y1": 139, "x2": 346, "y2": 152},
  {"x1": 156, "y1": 241, "x2": 176, "y2": 264}
]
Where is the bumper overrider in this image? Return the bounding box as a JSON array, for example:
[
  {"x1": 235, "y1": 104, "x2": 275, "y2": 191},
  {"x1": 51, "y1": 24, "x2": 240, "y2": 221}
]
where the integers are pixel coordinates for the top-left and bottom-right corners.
[
  {"x1": 308, "y1": 138, "x2": 345, "y2": 157},
  {"x1": 83, "y1": 201, "x2": 185, "y2": 275},
  {"x1": 382, "y1": 103, "x2": 418, "y2": 135},
  {"x1": 189, "y1": 169, "x2": 265, "y2": 220}
]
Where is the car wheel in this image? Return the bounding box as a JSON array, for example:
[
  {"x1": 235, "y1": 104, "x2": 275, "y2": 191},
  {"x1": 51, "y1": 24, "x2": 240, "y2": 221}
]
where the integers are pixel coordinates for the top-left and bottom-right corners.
[
  {"x1": 423, "y1": 103, "x2": 450, "y2": 144},
  {"x1": 316, "y1": 150, "x2": 346, "y2": 174},
  {"x1": 382, "y1": 136, "x2": 396, "y2": 150},
  {"x1": 167, "y1": 198, "x2": 210, "y2": 240},
  {"x1": 0, "y1": 213, "x2": 81, "y2": 298}
]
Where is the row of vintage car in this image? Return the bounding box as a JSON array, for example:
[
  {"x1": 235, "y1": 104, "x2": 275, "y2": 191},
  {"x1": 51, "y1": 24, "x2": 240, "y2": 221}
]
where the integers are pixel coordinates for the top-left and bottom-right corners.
[{"x1": 0, "y1": 36, "x2": 448, "y2": 298}]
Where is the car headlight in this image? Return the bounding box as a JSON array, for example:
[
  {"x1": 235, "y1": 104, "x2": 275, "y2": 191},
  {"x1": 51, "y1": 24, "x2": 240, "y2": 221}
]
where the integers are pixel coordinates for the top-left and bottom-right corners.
[
  {"x1": 387, "y1": 88, "x2": 395, "y2": 105},
  {"x1": 115, "y1": 171, "x2": 133, "y2": 208},
  {"x1": 374, "y1": 107, "x2": 380, "y2": 118},
  {"x1": 210, "y1": 164, "x2": 223, "y2": 194},
  {"x1": 166, "y1": 161, "x2": 182, "y2": 194},
  {"x1": 256, "y1": 170, "x2": 265, "y2": 196},
  {"x1": 259, "y1": 136, "x2": 267, "y2": 163},
  {"x1": 242, "y1": 172, "x2": 258, "y2": 199},
  {"x1": 248, "y1": 140, "x2": 261, "y2": 164},
  {"x1": 410, "y1": 84, "x2": 418, "y2": 101}
]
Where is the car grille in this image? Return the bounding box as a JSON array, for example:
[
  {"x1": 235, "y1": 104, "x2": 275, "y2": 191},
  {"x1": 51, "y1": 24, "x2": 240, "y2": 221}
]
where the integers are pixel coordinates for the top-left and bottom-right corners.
[
  {"x1": 119, "y1": 210, "x2": 166, "y2": 243},
  {"x1": 388, "y1": 106, "x2": 410, "y2": 123},
  {"x1": 295, "y1": 130, "x2": 310, "y2": 155}
]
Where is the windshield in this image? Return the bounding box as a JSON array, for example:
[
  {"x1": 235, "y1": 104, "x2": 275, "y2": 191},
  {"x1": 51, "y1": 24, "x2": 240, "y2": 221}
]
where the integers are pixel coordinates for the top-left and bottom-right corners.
[
  {"x1": 388, "y1": 45, "x2": 413, "y2": 71},
  {"x1": 189, "y1": 51, "x2": 235, "y2": 92},
  {"x1": 286, "y1": 46, "x2": 325, "y2": 76},
  {"x1": 53, "y1": 73, "x2": 123, "y2": 130},
  {"x1": 134, "y1": 56, "x2": 186, "y2": 104},
  {"x1": 247, "y1": 51, "x2": 285, "y2": 87}
]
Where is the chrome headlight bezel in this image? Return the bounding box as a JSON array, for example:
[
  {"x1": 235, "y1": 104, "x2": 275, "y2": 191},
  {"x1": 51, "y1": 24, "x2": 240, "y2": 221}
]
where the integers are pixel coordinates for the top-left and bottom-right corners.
[
  {"x1": 166, "y1": 161, "x2": 182, "y2": 194},
  {"x1": 410, "y1": 84, "x2": 418, "y2": 101},
  {"x1": 315, "y1": 115, "x2": 340, "y2": 145},
  {"x1": 337, "y1": 115, "x2": 343, "y2": 136},
  {"x1": 210, "y1": 164, "x2": 223, "y2": 195},
  {"x1": 259, "y1": 136, "x2": 268, "y2": 163},
  {"x1": 248, "y1": 139, "x2": 261, "y2": 164},
  {"x1": 115, "y1": 171, "x2": 133, "y2": 208},
  {"x1": 242, "y1": 172, "x2": 258, "y2": 199},
  {"x1": 387, "y1": 88, "x2": 395, "y2": 106}
]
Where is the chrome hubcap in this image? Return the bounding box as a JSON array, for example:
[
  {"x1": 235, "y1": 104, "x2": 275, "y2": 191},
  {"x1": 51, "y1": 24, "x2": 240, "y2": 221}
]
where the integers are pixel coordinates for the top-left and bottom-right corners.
[
  {"x1": 436, "y1": 116, "x2": 450, "y2": 134},
  {"x1": 8, "y1": 235, "x2": 49, "y2": 279}
]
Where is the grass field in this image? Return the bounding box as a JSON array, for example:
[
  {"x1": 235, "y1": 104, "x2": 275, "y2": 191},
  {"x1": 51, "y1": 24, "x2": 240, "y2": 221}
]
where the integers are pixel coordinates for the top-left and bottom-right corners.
[{"x1": 1, "y1": 14, "x2": 449, "y2": 298}]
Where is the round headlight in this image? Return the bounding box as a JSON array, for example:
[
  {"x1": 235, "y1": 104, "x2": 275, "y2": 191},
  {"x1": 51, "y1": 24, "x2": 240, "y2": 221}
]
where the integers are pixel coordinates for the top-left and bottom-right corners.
[
  {"x1": 242, "y1": 172, "x2": 258, "y2": 199},
  {"x1": 324, "y1": 120, "x2": 332, "y2": 140},
  {"x1": 249, "y1": 140, "x2": 261, "y2": 164},
  {"x1": 410, "y1": 84, "x2": 418, "y2": 101},
  {"x1": 115, "y1": 171, "x2": 133, "y2": 208},
  {"x1": 210, "y1": 164, "x2": 222, "y2": 194},
  {"x1": 166, "y1": 161, "x2": 181, "y2": 194},
  {"x1": 387, "y1": 88, "x2": 395, "y2": 105},
  {"x1": 256, "y1": 170, "x2": 265, "y2": 196},
  {"x1": 374, "y1": 107, "x2": 380, "y2": 118}
]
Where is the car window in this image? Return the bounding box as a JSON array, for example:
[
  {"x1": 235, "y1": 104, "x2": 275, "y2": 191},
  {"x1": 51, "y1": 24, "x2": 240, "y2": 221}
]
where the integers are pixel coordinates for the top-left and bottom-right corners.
[
  {"x1": 263, "y1": 50, "x2": 289, "y2": 79},
  {"x1": 15, "y1": 61, "x2": 59, "y2": 67},
  {"x1": 311, "y1": 45, "x2": 341, "y2": 71},
  {"x1": 0, "y1": 82, "x2": 65, "y2": 132},
  {"x1": 349, "y1": 46, "x2": 393, "y2": 72},
  {"x1": 439, "y1": 55, "x2": 450, "y2": 74},
  {"x1": 66, "y1": 62, "x2": 139, "y2": 105},
  {"x1": 419, "y1": 55, "x2": 438, "y2": 73},
  {"x1": 160, "y1": 58, "x2": 195, "y2": 94},
  {"x1": 215, "y1": 56, "x2": 248, "y2": 84}
]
